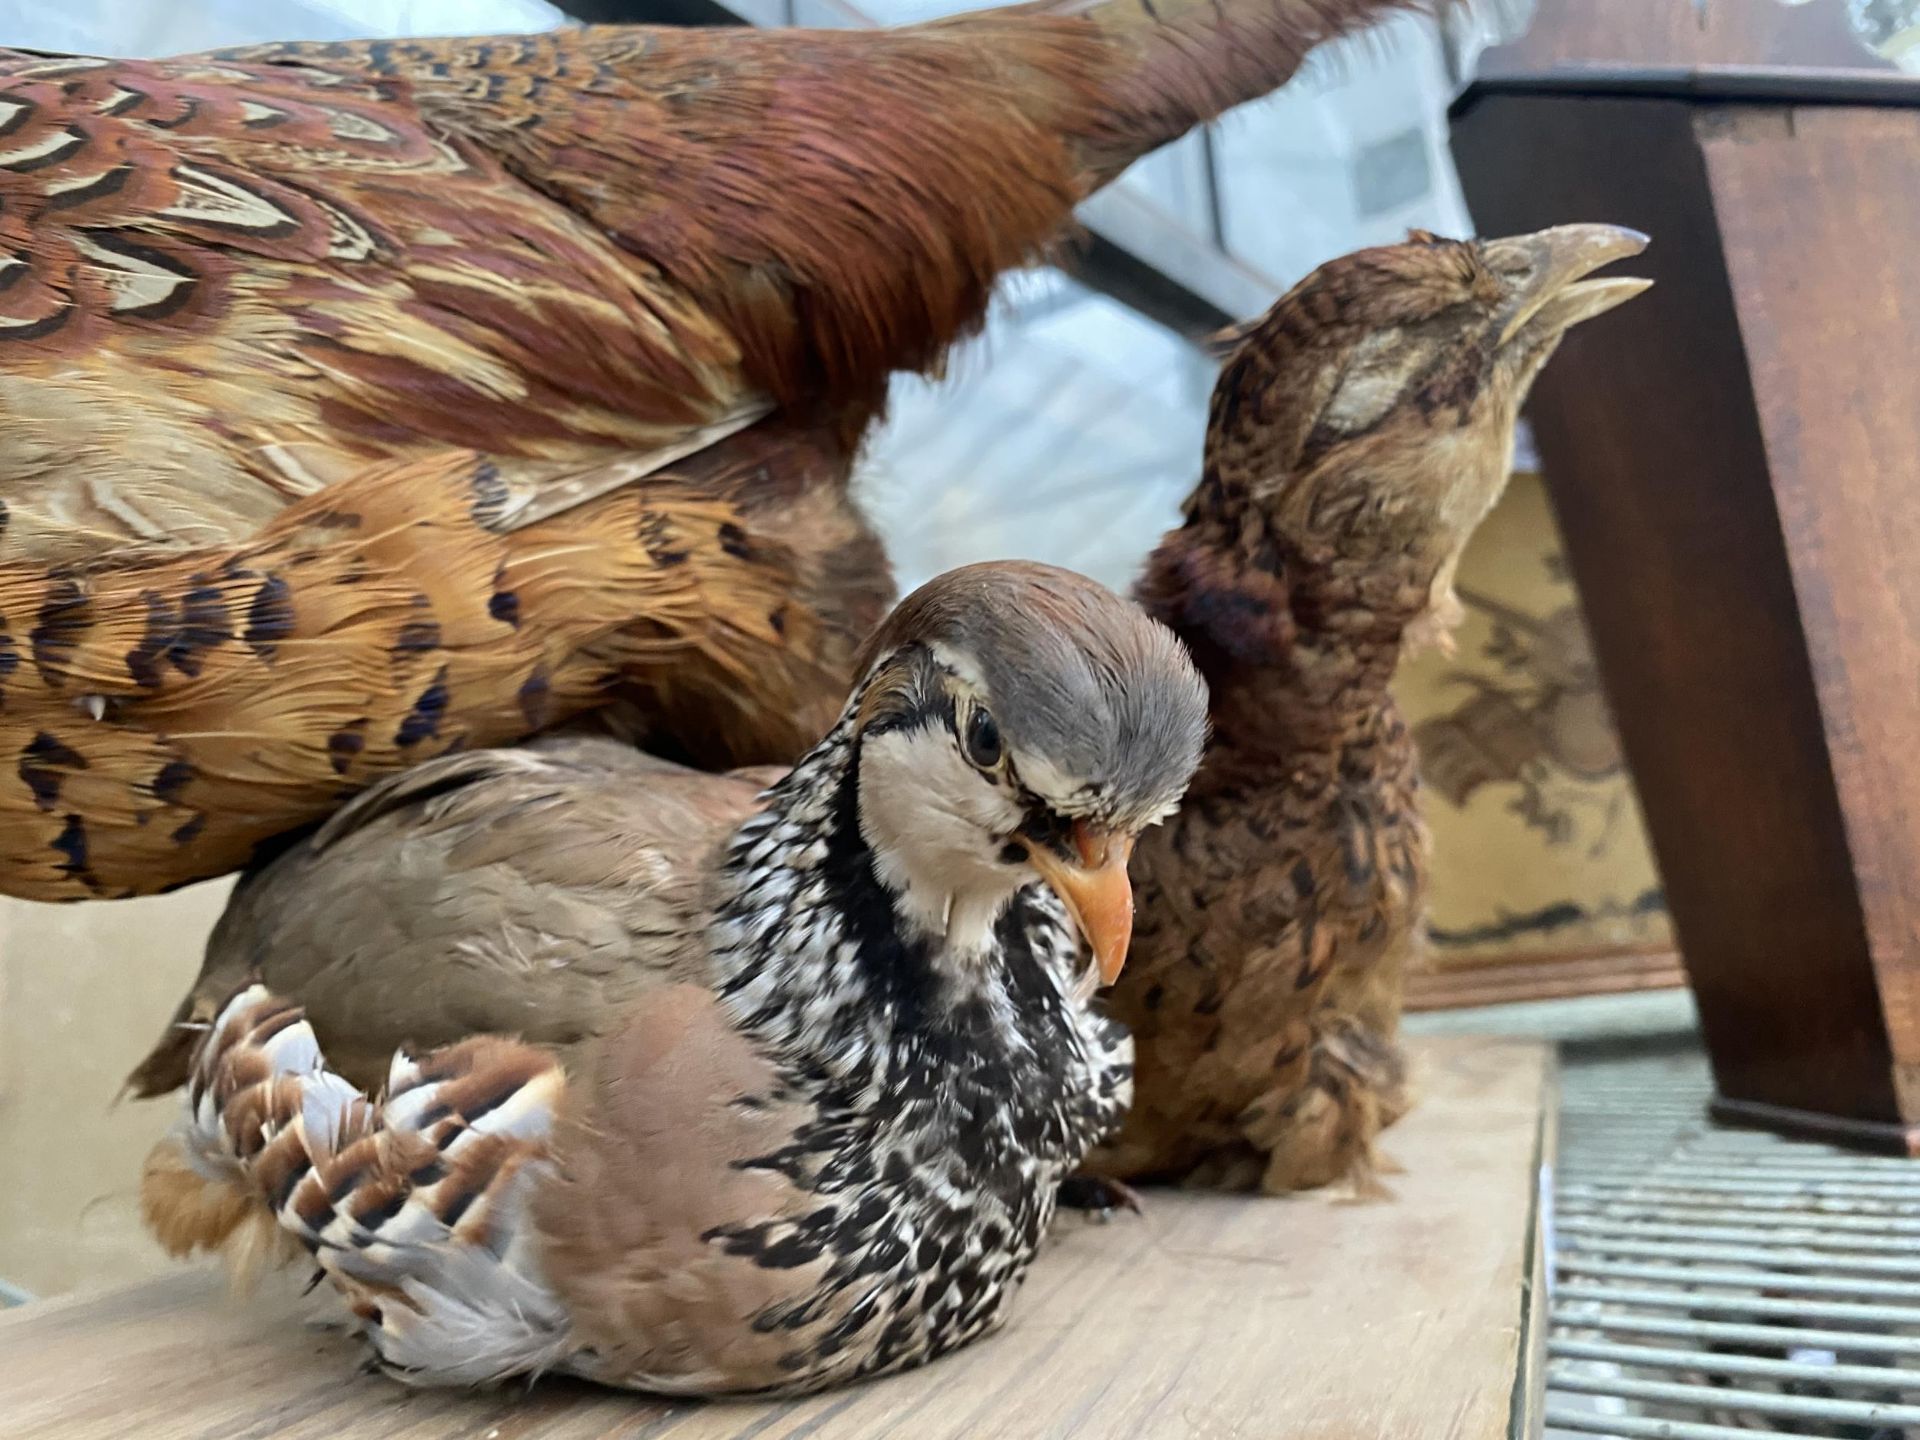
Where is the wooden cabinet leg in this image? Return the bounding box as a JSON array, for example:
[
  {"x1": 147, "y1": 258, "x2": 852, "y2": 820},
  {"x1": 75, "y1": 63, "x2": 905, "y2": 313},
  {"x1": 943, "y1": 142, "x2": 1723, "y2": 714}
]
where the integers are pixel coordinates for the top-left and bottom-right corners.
[{"x1": 1452, "y1": 90, "x2": 1920, "y2": 1151}]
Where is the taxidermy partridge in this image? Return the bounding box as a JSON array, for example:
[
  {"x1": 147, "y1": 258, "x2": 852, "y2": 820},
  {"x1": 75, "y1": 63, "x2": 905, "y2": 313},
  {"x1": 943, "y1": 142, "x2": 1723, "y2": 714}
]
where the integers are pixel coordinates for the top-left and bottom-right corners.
[
  {"x1": 136, "y1": 562, "x2": 1208, "y2": 1392},
  {"x1": 1081, "y1": 225, "x2": 1650, "y2": 1194},
  {"x1": 0, "y1": 0, "x2": 1420, "y2": 902}
]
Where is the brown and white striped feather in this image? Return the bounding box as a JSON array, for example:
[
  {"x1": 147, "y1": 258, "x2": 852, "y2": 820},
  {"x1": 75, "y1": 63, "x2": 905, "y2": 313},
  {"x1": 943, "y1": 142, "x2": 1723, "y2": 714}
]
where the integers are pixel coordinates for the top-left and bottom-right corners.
[
  {"x1": 143, "y1": 984, "x2": 579, "y2": 1386},
  {"x1": 141, "y1": 978, "x2": 939, "y2": 1393}
]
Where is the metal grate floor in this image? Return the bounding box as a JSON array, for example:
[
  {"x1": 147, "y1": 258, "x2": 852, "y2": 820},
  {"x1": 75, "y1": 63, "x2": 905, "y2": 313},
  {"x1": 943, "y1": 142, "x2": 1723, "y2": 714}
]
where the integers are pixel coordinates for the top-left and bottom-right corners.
[{"x1": 1547, "y1": 1049, "x2": 1920, "y2": 1439}]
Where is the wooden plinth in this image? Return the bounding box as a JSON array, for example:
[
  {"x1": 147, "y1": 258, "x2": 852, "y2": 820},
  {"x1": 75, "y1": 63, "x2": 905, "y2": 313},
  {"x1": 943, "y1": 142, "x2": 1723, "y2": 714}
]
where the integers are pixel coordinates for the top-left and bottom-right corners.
[{"x1": 0, "y1": 1037, "x2": 1550, "y2": 1440}]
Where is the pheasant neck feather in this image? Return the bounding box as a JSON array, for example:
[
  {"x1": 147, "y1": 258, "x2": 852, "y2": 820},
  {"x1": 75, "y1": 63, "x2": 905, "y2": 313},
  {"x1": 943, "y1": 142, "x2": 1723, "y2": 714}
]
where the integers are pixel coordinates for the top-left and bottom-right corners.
[{"x1": 1137, "y1": 476, "x2": 1430, "y2": 767}]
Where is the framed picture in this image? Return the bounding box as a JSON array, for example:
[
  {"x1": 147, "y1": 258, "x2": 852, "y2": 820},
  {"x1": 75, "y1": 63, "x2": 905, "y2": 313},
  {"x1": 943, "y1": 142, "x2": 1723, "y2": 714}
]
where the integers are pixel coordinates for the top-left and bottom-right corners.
[{"x1": 1397, "y1": 470, "x2": 1683, "y2": 1009}]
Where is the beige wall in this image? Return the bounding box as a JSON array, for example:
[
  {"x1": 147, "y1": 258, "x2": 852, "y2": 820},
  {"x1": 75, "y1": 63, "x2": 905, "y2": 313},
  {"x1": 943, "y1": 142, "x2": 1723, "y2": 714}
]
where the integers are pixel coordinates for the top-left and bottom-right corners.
[{"x1": 0, "y1": 882, "x2": 229, "y2": 1299}]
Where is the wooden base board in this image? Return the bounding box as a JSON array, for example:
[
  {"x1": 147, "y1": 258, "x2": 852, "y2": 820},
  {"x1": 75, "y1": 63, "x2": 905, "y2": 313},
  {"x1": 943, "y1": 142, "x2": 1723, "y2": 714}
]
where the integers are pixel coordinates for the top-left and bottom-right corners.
[
  {"x1": 1509, "y1": 1048, "x2": 1558, "y2": 1440},
  {"x1": 1710, "y1": 1095, "x2": 1920, "y2": 1156},
  {"x1": 0, "y1": 1037, "x2": 1552, "y2": 1440},
  {"x1": 1407, "y1": 949, "x2": 1687, "y2": 1011}
]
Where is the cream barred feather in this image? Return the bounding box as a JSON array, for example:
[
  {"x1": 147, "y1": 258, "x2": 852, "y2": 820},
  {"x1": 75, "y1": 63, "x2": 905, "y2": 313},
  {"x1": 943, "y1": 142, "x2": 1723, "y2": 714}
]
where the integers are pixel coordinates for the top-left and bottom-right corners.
[{"x1": 141, "y1": 984, "x2": 577, "y2": 1386}]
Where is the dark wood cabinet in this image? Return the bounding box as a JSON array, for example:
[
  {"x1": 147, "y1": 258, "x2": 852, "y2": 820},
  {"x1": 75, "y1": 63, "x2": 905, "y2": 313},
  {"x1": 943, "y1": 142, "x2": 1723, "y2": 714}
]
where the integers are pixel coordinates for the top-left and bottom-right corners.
[{"x1": 1452, "y1": 70, "x2": 1920, "y2": 1149}]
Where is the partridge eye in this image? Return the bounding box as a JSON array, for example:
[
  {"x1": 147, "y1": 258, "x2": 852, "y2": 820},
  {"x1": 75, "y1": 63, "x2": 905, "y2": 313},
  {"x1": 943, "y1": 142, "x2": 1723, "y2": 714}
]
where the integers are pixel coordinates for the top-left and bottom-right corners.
[{"x1": 963, "y1": 707, "x2": 1003, "y2": 770}]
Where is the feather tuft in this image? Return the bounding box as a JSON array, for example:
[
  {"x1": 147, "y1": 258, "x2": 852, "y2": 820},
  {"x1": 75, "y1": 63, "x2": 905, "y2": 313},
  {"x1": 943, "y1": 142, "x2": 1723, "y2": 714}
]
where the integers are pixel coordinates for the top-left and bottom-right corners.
[
  {"x1": 141, "y1": 983, "x2": 576, "y2": 1384},
  {"x1": 138, "y1": 1135, "x2": 302, "y2": 1293}
]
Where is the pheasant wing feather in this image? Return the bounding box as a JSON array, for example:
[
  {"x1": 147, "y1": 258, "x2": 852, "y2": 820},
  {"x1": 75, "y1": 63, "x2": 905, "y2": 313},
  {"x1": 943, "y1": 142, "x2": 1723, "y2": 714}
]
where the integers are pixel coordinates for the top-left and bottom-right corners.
[{"x1": 0, "y1": 46, "x2": 757, "y2": 565}]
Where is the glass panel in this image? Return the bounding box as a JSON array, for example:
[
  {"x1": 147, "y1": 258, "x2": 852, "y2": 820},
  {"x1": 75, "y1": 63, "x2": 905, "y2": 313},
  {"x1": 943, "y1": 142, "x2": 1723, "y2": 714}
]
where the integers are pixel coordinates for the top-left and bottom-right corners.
[{"x1": 863, "y1": 270, "x2": 1213, "y2": 593}]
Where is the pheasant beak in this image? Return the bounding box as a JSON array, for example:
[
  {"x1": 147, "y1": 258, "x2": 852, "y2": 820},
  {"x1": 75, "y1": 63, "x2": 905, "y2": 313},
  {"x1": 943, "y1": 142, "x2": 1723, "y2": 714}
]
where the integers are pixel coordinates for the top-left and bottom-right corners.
[
  {"x1": 1494, "y1": 224, "x2": 1651, "y2": 347},
  {"x1": 1028, "y1": 820, "x2": 1136, "y2": 988}
]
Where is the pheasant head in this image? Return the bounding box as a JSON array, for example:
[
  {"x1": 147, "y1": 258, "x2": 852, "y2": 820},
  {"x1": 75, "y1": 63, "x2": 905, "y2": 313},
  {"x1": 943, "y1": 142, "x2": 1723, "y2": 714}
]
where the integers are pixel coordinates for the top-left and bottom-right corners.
[{"x1": 1180, "y1": 224, "x2": 1650, "y2": 656}]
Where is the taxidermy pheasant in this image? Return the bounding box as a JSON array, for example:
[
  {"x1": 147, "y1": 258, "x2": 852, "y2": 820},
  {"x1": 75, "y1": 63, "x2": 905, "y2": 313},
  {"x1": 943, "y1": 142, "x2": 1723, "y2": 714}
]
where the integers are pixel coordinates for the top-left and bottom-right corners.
[
  {"x1": 1079, "y1": 225, "x2": 1649, "y2": 1194},
  {"x1": 136, "y1": 562, "x2": 1208, "y2": 1391},
  {"x1": 0, "y1": 0, "x2": 1419, "y2": 902}
]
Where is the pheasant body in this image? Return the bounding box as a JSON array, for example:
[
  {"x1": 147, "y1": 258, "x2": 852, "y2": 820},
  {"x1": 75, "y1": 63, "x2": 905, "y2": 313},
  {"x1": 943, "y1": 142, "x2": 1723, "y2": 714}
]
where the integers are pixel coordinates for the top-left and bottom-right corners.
[
  {"x1": 0, "y1": 0, "x2": 1419, "y2": 901},
  {"x1": 3, "y1": 430, "x2": 886, "y2": 897},
  {"x1": 1101, "y1": 513, "x2": 1427, "y2": 1190},
  {"x1": 1086, "y1": 227, "x2": 1651, "y2": 1193}
]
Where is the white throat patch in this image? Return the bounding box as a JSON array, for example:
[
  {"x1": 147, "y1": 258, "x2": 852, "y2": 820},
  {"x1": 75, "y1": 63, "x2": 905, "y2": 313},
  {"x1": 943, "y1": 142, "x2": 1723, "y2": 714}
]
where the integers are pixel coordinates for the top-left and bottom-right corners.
[{"x1": 857, "y1": 724, "x2": 1029, "y2": 965}]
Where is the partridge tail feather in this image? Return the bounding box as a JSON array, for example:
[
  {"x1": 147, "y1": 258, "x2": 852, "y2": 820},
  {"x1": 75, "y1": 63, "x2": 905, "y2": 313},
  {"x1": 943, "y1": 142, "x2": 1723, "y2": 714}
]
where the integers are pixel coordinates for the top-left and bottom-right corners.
[
  {"x1": 139, "y1": 992, "x2": 339, "y2": 1284},
  {"x1": 140, "y1": 985, "x2": 575, "y2": 1386},
  {"x1": 140, "y1": 1109, "x2": 303, "y2": 1294}
]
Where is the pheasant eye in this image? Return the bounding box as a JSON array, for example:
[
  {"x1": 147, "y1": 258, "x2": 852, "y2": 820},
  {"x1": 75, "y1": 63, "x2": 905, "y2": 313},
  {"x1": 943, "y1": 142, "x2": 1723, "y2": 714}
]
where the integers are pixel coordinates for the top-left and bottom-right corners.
[{"x1": 962, "y1": 707, "x2": 1003, "y2": 771}]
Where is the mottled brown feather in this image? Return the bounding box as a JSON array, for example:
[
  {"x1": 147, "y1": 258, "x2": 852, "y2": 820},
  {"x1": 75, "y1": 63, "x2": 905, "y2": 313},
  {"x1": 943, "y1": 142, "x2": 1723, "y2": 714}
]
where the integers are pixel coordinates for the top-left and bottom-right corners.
[
  {"x1": 3, "y1": 434, "x2": 878, "y2": 900},
  {"x1": 1089, "y1": 228, "x2": 1639, "y2": 1193}
]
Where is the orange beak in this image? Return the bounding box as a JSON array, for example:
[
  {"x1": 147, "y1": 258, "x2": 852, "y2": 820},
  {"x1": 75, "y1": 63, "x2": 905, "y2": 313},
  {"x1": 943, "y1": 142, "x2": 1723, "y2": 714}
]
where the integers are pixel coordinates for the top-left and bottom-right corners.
[{"x1": 1028, "y1": 820, "x2": 1136, "y2": 988}]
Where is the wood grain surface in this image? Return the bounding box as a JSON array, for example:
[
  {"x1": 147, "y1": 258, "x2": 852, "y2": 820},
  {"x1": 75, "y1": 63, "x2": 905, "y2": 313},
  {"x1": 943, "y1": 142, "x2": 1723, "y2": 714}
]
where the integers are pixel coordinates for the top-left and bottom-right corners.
[
  {"x1": 1406, "y1": 949, "x2": 1685, "y2": 1012},
  {"x1": 1701, "y1": 107, "x2": 1920, "y2": 1122},
  {"x1": 1476, "y1": 0, "x2": 1895, "y2": 77},
  {"x1": 0, "y1": 1036, "x2": 1549, "y2": 1440},
  {"x1": 1453, "y1": 89, "x2": 1920, "y2": 1143}
]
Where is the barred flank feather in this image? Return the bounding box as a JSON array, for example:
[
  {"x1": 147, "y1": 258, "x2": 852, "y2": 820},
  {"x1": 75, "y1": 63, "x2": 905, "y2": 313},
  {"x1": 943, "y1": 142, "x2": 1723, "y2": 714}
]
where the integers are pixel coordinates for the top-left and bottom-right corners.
[{"x1": 140, "y1": 985, "x2": 576, "y2": 1386}]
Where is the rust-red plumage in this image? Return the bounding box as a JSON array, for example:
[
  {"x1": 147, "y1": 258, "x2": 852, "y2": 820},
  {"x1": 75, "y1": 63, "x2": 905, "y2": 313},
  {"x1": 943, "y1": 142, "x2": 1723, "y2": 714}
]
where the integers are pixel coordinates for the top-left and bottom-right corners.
[{"x1": 0, "y1": 0, "x2": 1425, "y2": 901}]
